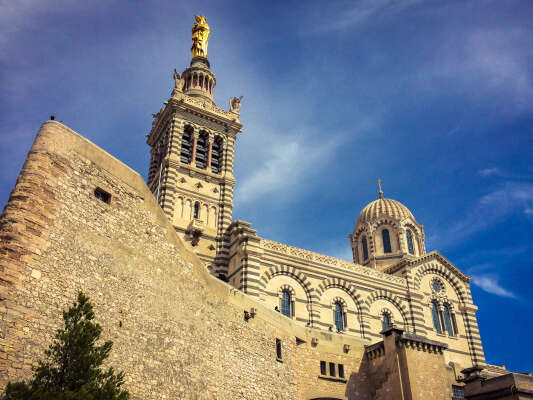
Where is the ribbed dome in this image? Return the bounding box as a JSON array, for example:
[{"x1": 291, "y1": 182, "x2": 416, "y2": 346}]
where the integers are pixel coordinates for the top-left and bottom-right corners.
[{"x1": 356, "y1": 197, "x2": 414, "y2": 228}]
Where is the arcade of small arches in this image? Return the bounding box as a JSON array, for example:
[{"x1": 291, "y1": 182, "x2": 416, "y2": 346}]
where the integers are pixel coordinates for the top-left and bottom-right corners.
[
  {"x1": 175, "y1": 197, "x2": 218, "y2": 229},
  {"x1": 182, "y1": 70, "x2": 216, "y2": 95},
  {"x1": 262, "y1": 268, "x2": 466, "y2": 340},
  {"x1": 353, "y1": 222, "x2": 424, "y2": 264},
  {"x1": 180, "y1": 125, "x2": 224, "y2": 174}
]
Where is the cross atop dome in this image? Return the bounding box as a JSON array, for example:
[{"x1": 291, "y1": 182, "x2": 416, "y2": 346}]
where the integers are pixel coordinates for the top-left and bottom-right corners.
[{"x1": 378, "y1": 178, "x2": 383, "y2": 199}]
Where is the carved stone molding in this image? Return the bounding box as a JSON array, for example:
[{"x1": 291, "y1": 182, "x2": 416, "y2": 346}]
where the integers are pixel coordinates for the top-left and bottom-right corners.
[{"x1": 260, "y1": 239, "x2": 406, "y2": 285}]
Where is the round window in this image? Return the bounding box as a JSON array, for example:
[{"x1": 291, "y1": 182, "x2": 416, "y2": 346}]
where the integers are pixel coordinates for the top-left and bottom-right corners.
[{"x1": 432, "y1": 280, "x2": 442, "y2": 292}]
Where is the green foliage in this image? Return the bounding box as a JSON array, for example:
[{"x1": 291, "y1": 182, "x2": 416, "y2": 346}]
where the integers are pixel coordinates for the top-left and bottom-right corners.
[{"x1": 3, "y1": 293, "x2": 130, "y2": 400}]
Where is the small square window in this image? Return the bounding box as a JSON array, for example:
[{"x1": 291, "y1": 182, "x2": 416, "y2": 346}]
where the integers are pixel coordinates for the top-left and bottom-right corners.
[
  {"x1": 338, "y1": 364, "x2": 345, "y2": 378},
  {"x1": 329, "y1": 362, "x2": 336, "y2": 377},
  {"x1": 276, "y1": 339, "x2": 282, "y2": 361},
  {"x1": 94, "y1": 188, "x2": 111, "y2": 204},
  {"x1": 320, "y1": 361, "x2": 326, "y2": 376},
  {"x1": 452, "y1": 385, "x2": 464, "y2": 399}
]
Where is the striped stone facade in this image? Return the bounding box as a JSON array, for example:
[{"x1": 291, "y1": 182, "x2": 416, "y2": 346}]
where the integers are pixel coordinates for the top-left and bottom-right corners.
[
  {"x1": 146, "y1": 57, "x2": 242, "y2": 272},
  {"x1": 145, "y1": 40, "x2": 485, "y2": 379},
  {"x1": 225, "y1": 219, "x2": 485, "y2": 372}
]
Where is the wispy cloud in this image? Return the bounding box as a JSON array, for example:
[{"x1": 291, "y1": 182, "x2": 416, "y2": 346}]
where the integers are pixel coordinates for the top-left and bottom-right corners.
[
  {"x1": 235, "y1": 132, "x2": 341, "y2": 204},
  {"x1": 428, "y1": 182, "x2": 533, "y2": 251},
  {"x1": 422, "y1": 27, "x2": 533, "y2": 114},
  {"x1": 471, "y1": 274, "x2": 516, "y2": 298},
  {"x1": 302, "y1": 0, "x2": 422, "y2": 34},
  {"x1": 447, "y1": 182, "x2": 533, "y2": 240},
  {"x1": 478, "y1": 167, "x2": 501, "y2": 177}
]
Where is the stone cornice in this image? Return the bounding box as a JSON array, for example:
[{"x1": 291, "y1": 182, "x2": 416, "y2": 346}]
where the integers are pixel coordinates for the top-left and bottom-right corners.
[
  {"x1": 170, "y1": 95, "x2": 242, "y2": 132},
  {"x1": 147, "y1": 93, "x2": 243, "y2": 146},
  {"x1": 260, "y1": 238, "x2": 406, "y2": 286},
  {"x1": 365, "y1": 341, "x2": 385, "y2": 360},
  {"x1": 398, "y1": 332, "x2": 448, "y2": 353},
  {"x1": 383, "y1": 250, "x2": 471, "y2": 283}
]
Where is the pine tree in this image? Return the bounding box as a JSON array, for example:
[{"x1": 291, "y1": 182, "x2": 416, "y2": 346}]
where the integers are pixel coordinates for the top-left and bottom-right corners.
[{"x1": 3, "y1": 292, "x2": 130, "y2": 400}]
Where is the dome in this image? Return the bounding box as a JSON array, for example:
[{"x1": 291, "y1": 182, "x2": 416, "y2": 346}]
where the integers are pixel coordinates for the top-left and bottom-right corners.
[{"x1": 356, "y1": 197, "x2": 415, "y2": 228}]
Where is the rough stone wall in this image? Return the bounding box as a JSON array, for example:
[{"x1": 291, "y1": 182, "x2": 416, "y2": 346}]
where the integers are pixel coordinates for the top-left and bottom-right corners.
[{"x1": 0, "y1": 121, "x2": 298, "y2": 399}]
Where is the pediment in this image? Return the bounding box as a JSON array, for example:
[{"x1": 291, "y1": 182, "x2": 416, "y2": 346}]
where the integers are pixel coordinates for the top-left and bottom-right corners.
[{"x1": 385, "y1": 250, "x2": 471, "y2": 283}]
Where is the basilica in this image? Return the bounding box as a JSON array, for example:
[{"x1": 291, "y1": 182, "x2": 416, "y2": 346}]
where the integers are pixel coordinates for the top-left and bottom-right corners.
[
  {"x1": 1, "y1": 15, "x2": 531, "y2": 400},
  {"x1": 147, "y1": 16, "x2": 483, "y2": 370}
]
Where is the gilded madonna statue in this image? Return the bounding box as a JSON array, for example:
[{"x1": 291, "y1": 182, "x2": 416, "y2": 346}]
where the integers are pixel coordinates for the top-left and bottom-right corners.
[{"x1": 191, "y1": 15, "x2": 210, "y2": 58}]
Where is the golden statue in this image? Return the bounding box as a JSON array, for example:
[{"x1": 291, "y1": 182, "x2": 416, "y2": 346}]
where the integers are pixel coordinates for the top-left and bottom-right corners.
[{"x1": 191, "y1": 15, "x2": 210, "y2": 58}]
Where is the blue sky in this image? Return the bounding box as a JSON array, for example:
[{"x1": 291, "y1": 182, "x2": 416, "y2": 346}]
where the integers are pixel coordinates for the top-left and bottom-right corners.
[{"x1": 1, "y1": 0, "x2": 532, "y2": 372}]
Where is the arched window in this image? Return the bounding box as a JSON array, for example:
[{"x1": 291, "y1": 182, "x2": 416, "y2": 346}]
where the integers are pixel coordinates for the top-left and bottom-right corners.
[
  {"x1": 406, "y1": 229, "x2": 415, "y2": 254},
  {"x1": 333, "y1": 302, "x2": 346, "y2": 331},
  {"x1": 210, "y1": 137, "x2": 222, "y2": 173},
  {"x1": 193, "y1": 202, "x2": 200, "y2": 219},
  {"x1": 431, "y1": 301, "x2": 442, "y2": 334},
  {"x1": 180, "y1": 127, "x2": 193, "y2": 164},
  {"x1": 443, "y1": 304, "x2": 455, "y2": 336},
  {"x1": 195, "y1": 132, "x2": 208, "y2": 169},
  {"x1": 280, "y1": 290, "x2": 292, "y2": 318},
  {"x1": 382, "y1": 313, "x2": 391, "y2": 331},
  {"x1": 361, "y1": 236, "x2": 369, "y2": 260},
  {"x1": 382, "y1": 229, "x2": 392, "y2": 253}
]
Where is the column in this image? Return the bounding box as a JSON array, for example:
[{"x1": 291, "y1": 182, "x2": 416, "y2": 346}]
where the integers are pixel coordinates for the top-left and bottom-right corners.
[
  {"x1": 191, "y1": 130, "x2": 199, "y2": 165},
  {"x1": 206, "y1": 133, "x2": 213, "y2": 170}
]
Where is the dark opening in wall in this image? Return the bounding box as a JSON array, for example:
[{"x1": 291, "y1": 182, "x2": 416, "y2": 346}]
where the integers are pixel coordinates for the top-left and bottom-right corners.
[
  {"x1": 195, "y1": 132, "x2": 208, "y2": 169},
  {"x1": 276, "y1": 339, "x2": 282, "y2": 361},
  {"x1": 180, "y1": 127, "x2": 193, "y2": 164},
  {"x1": 452, "y1": 385, "x2": 465, "y2": 399},
  {"x1": 210, "y1": 137, "x2": 222, "y2": 173},
  {"x1": 338, "y1": 364, "x2": 345, "y2": 378},
  {"x1": 320, "y1": 361, "x2": 327, "y2": 376},
  {"x1": 329, "y1": 362, "x2": 336, "y2": 377},
  {"x1": 94, "y1": 188, "x2": 111, "y2": 204}
]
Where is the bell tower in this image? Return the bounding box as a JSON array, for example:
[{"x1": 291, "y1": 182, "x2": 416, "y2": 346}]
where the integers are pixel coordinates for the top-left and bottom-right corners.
[{"x1": 146, "y1": 15, "x2": 243, "y2": 278}]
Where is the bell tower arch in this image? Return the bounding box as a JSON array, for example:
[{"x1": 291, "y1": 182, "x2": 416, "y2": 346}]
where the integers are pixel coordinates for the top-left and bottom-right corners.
[{"x1": 146, "y1": 16, "x2": 243, "y2": 278}]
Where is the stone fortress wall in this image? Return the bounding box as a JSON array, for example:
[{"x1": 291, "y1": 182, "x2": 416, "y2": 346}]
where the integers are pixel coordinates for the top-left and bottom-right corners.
[{"x1": 1, "y1": 121, "x2": 461, "y2": 399}]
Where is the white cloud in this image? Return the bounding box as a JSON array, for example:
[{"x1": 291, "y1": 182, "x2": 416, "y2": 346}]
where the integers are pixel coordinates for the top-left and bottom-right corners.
[
  {"x1": 302, "y1": 0, "x2": 422, "y2": 34},
  {"x1": 478, "y1": 167, "x2": 501, "y2": 177},
  {"x1": 450, "y1": 182, "x2": 533, "y2": 238},
  {"x1": 471, "y1": 274, "x2": 515, "y2": 298},
  {"x1": 235, "y1": 133, "x2": 341, "y2": 204},
  {"x1": 431, "y1": 182, "x2": 533, "y2": 250},
  {"x1": 422, "y1": 27, "x2": 533, "y2": 114}
]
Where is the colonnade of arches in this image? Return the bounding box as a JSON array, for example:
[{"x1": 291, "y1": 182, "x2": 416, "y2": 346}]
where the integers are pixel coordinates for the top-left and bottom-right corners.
[
  {"x1": 180, "y1": 126, "x2": 224, "y2": 174},
  {"x1": 183, "y1": 71, "x2": 215, "y2": 94},
  {"x1": 175, "y1": 197, "x2": 218, "y2": 228},
  {"x1": 354, "y1": 222, "x2": 423, "y2": 264},
  {"x1": 260, "y1": 272, "x2": 407, "y2": 338},
  {"x1": 260, "y1": 266, "x2": 465, "y2": 340}
]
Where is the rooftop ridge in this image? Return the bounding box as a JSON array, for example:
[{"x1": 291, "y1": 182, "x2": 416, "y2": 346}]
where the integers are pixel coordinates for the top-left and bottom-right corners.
[{"x1": 260, "y1": 238, "x2": 406, "y2": 285}]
